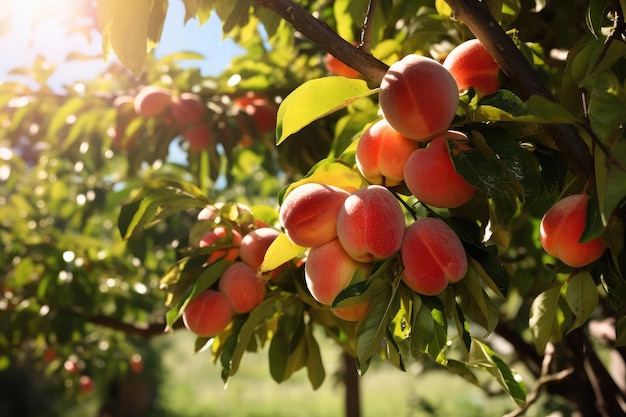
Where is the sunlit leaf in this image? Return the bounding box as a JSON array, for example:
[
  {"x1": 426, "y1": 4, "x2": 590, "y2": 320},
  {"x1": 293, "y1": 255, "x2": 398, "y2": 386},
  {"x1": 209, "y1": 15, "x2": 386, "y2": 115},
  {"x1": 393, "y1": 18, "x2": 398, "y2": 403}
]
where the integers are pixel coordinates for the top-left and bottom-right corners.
[
  {"x1": 276, "y1": 77, "x2": 376, "y2": 144},
  {"x1": 259, "y1": 233, "x2": 306, "y2": 274},
  {"x1": 469, "y1": 340, "x2": 526, "y2": 406},
  {"x1": 305, "y1": 322, "x2": 326, "y2": 389},
  {"x1": 565, "y1": 271, "x2": 599, "y2": 330},
  {"x1": 529, "y1": 283, "x2": 561, "y2": 352},
  {"x1": 475, "y1": 95, "x2": 580, "y2": 124}
]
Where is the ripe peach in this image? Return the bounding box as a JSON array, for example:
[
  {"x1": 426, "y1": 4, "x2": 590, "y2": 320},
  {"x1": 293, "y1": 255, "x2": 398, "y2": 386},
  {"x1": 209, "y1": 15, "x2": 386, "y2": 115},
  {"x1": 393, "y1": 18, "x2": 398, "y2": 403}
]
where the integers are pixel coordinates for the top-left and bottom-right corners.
[
  {"x1": 218, "y1": 262, "x2": 266, "y2": 314},
  {"x1": 234, "y1": 92, "x2": 277, "y2": 134},
  {"x1": 279, "y1": 183, "x2": 351, "y2": 248},
  {"x1": 182, "y1": 289, "x2": 233, "y2": 337},
  {"x1": 304, "y1": 238, "x2": 372, "y2": 321},
  {"x1": 133, "y1": 85, "x2": 172, "y2": 117},
  {"x1": 198, "y1": 226, "x2": 242, "y2": 264},
  {"x1": 111, "y1": 95, "x2": 140, "y2": 150},
  {"x1": 184, "y1": 123, "x2": 213, "y2": 151},
  {"x1": 400, "y1": 217, "x2": 468, "y2": 295},
  {"x1": 129, "y1": 354, "x2": 144, "y2": 373},
  {"x1": 43, "y1": 347, "x2": 57, "y2": 362},
  {"x1": 324, "y1": 53, "x2": 360, "y2": 78},
  {"x1": 172, "y1": 92, "x2": 205, "y2": 125},
  {"x1": 379, "y1": 54, "x2": 459, "y2": 141},
  {"x1": 356, "y1": 119, "x2": 420, "y2": 186},
  {"x1": 539, "y1": 194, "x2": 607, "y2": 267},
  {"x1": 336, "y1": 185, "x2": 405, "y2": 262},
  {"x1": 403, "y1": 131, "x2": 476, "y2": 208},
  {"x1": 443, "y1": 39, "x2": 500, "y2": 95},
  {"x1": 240, "y1": 227, "x2": 281, "y2": 270},
  {"x1": 79, "y1": 375, "x2": 94, "y2": 394}
]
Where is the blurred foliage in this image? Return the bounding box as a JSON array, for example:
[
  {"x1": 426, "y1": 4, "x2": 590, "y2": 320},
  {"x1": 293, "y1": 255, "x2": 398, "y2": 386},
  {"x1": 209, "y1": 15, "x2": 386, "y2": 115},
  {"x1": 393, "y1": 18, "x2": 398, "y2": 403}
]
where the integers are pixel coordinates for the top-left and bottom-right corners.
[{"x1": 2, "y1": 0, "x2": 626, "y2": 415}]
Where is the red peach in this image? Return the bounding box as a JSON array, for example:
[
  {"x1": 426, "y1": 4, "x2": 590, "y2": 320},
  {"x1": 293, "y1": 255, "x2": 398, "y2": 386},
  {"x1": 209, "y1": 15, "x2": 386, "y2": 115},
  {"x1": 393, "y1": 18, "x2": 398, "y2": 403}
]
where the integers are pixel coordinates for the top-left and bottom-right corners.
[
  {"x1": 133, "y1": 85, "x2": 172, "y2": 117},
  {"x1": 540, "y1": 194, "x2": 607, "y2": 267},
  {"x1": 234, "y1": 92, "x2": 277, "y2": 134},
  {"x1": 324, "y1": 53, "x2": 361, "y2": 78},
  {"x1": 403, "y1": 131, "x2": 476, "y2": 208},
  {"x1": 379, "y1": 54, "x2": 459, "y2": 141},
  {"x1": 129, "y1": 354, "x2": 144, "y2": 373},
  {"x1": 279, "y1": 183, "x2": 351, "y2": 247},
  {"x1": 184, "y1": 123, "x2": 213, "y2": 152},
  {"x1": 356, "y1": 119, "x2": 420, "y2": 186},
  {"x1": 443, "y1": 39, "x2": 500, "y2": 95},
  {"x1": 336, "y1": 185, "x2": 406, "y2": 262},
  {"x1": 182, "y1": 289, "x2": 233, "y2": 337},
  {"x1": 400, "y1": 217, "x2": 468, "y2": 295},
  {"x1": 304, "y1": 238, "x2": 371, "y2": 321},
  {"x1": 79, "y1": 375, "x2": 94, "y2": 394},
  {"x1": 240, "y1": 227, "x2": 281, "y2": 271},
  {"x1": 198, "y1": 226, "x2": 242, "y2": 264},
  {"x1": 218, "y1": 262, "x2": 266, "y2": 314},
  {"x1": 172, "y1": 92, "x2": 205, "y2": 125}
]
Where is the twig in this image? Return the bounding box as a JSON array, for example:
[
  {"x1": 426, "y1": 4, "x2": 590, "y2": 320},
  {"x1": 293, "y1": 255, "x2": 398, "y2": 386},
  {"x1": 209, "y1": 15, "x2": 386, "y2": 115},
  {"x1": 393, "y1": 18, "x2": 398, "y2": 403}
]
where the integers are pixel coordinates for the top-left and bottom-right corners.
[
  {"x1": 358, "y1": 0, "x2": 377, "y2": 54},
  {"x1": 255, "y1": 0, "x2": 388, "y2": 83},
  {"x1": 443, "y1": 0, "x2": 594, "y2": 181}
]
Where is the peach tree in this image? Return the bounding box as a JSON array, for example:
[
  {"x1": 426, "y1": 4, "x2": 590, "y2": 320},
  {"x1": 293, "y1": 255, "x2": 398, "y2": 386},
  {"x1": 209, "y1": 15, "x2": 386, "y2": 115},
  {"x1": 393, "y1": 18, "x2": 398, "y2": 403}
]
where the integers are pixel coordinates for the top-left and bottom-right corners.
[{"x1": 2, "y1": 0, "x2": 626, "y2": 415}]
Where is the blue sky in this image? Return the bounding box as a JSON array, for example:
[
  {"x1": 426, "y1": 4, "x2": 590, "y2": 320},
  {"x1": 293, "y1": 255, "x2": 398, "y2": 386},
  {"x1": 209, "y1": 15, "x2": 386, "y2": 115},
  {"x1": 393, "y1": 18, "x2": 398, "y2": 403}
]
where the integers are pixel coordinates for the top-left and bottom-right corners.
[{"x1": 0, "y1": 0, "x2": 243, "y2": 87}]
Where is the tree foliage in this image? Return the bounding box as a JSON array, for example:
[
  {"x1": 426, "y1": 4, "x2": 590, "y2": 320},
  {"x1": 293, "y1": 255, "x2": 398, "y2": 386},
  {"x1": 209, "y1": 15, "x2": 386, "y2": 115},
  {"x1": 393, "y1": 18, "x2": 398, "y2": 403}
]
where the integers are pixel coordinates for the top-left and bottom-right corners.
[{"x1": 2, "y1": 0, "x2": 626, "y2": 415}]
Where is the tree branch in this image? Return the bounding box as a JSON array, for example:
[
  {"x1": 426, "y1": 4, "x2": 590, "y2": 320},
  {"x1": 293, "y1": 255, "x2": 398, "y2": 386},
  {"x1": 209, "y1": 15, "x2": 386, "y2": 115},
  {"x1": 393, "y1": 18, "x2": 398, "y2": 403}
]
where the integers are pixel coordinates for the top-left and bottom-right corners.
[
  {"x1": 254, "y1": 0, "x2": 388, "y2": 83},
  {"x1": 443, "y1": 0, "x2": 594, "y2": 180}
]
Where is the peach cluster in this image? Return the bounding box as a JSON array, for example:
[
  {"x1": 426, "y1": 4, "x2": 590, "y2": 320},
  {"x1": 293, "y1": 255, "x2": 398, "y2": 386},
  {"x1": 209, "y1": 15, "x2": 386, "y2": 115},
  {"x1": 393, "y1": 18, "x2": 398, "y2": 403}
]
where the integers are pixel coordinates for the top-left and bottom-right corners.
[
  {"x1": 280, "y1": 183, "x2": 406, "y2": 321},
  {"x1": 182, "y1": 203, "x2": 282, "y2": 338},
  {"x1": 113, "y1": 85, "x2": 212, "y2": 152}
]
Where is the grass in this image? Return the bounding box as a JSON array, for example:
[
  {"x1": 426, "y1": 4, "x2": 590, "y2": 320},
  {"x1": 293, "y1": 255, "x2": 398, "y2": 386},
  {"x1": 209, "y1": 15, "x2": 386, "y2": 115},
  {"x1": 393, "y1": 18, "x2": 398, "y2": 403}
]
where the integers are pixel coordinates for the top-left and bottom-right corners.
[{"x1": 154, "y1": 332, "x2": 519, "y2": 417}]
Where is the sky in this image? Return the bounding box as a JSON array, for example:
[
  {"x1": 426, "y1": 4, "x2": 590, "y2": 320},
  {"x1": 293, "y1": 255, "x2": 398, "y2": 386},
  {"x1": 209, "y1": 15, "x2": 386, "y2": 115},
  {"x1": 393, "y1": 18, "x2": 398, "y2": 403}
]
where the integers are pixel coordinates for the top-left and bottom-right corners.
[{"x1": 0, "y1": 0, "x2": 243, "y2": 87}]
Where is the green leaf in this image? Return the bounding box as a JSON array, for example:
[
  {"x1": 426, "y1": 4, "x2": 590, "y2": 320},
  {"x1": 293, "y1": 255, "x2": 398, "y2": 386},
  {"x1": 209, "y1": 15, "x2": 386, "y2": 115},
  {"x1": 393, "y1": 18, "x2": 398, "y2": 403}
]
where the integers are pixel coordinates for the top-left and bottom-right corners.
[
  {"x1": 586, "y1": 0, "x2": 609, "y2": 37},
  {"x1": 276, "y1": 77, "x2": 376, "y2": 144},
  {"x1": 108, "y1": 0, "x2": 151, "y2": 77},
  {"x1": 529, "y1": 283, "x2": 562, "y2": 352},
  {"x1": 585, "y1": 71, "x2": 626, "y2": 143},
  {"x1": 305, "y1": 323, "x2": 326, "y2": 389},
  {"x1": 453, "y1": 303, "x2": 472, "y2": 355},
  {"x1": 565, "y1": 271, "x2": 599, "y2": 330},
  {"x1": 410, "y1": 293, "x2": 433, "y2": 355},
  {"x1": 260, "y1": 233, "x2": 306, "y2": 273},
  {"x1": 595, "y1": 137, "x2": 626, "y2": 225},
  {"x1": 475, "y1": 95, "x2": 580, "y2": 124},
  {"x1": 355, "y1": 278, "x2": 400, "y2": 367},
  {"x1": 469, "y1": 340, "x2": 526, "y2": 406},
  {"x1": 269, "y1": 328, "x2": 290, "y2": 382},
  {"x1": 425, "y1": 297, "x2": 448, "y2": 361},
  {"x1": 333, "y1": 276, "x2": 387, "y2": 309}
]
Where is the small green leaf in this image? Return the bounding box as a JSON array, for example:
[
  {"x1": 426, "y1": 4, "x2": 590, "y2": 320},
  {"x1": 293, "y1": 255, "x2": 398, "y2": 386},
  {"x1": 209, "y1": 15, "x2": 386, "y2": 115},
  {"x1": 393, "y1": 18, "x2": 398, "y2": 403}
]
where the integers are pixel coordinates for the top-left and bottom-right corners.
[
  {"x1": 305, "y1": 323, "x2": 326, "y2": 389},
  {"x1": 469, "y1": 340, "x2": 526, "y2": 406},
  {"x1": 565, "y1": 271, "x2": 599, "y2": 330},
  {"x1": 276, "y1": 77, "x2": 376, "y2": 144},
  {"x1": 475, "y1": 95, "x2": 580, "y2": 124},
  {"x1": 269, "y1": 328, "x2": 290, "y2": 383},
  {"x1": 529, "y1": 283, "x2": 562, "y2": 352}
]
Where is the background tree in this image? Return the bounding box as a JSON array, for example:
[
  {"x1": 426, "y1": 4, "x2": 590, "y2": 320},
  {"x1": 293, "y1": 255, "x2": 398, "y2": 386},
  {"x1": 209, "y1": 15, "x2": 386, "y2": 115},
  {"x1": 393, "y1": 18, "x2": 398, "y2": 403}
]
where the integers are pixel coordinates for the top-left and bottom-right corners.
[{"x1": 1, "y1": 0, "x2": 626, "y2": 416}]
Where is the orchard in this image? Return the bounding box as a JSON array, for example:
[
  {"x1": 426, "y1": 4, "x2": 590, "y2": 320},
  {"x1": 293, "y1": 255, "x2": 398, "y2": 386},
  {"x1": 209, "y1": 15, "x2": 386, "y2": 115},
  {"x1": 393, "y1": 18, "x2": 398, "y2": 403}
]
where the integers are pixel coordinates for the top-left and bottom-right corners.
[{"x1": 1, "y1": 0, "x2": 626, "y2": 416}]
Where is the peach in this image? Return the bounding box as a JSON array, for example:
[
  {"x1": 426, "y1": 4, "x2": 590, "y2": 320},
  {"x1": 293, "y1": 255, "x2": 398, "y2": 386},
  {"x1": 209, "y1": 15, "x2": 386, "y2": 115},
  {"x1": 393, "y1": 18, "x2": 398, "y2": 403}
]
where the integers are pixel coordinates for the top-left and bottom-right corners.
[
  {"x1": 379, "y1": 54, "x2": 459, "y2": 141},
  {"x1": 443, "y1": 39, "x2": 500, "y2": 95},
  {"x1": 218, "y1": 262, "x2": 266, "y2": 314},
  {"x1": 182, "y1": 289, "x2": 233, "y2": 337},
  {"x1": 172, "y1": 92, "x2": 205, "y2": 125},
  {"x1": 304, "y1": 238, "x2": 372, "y2": 321},
  {"x1": 356, "y1": 119, "x2": 420, "y2": 186},
  {"x1": 184, "y1": 123, "x2": 213, "y2": 151},
  {"x1": 403, "y1": 131, "x2": 476, "y2": 208},
  {"x1": 240, "y1": 227, "x2": 281, "y2": 270},
  {"x1": 133, "y1": 85, "x2": 172, "y2": 117},
  {"x1": 336, "y1": 185, "x2": 405, "y2": 262},
  {"x1": 400, "y1": 217, "x2": 468, "y2": 295},
  {"x1": 540, "y1": 194, "x2": 607, "y2": 267},
  {"x1": 324, "y1": 53, "x2": 361, "y2": 78},
  {"x1": 198, "y1": 226, "x2": 242, "y2": 264},
  {"x1": 279, "y1": 183, "x2": 351, "y2": 247},
  {"x1": 79, "y1": 375, "x2": 94, "y2": 394},
  {"x1": 234, "y1": 92, "x2": 277, "y2": 134}
]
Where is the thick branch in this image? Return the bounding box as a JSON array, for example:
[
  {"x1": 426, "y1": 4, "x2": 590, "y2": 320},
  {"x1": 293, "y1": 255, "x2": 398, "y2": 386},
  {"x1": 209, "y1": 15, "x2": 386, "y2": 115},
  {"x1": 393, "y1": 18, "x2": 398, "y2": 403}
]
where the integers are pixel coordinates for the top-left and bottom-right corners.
[
  {"x1": 443, "y1": 0, "x2": 594, "y2": 180},
  {"x1": 255, "y1": 0, "x2": 388, "y2": 83}
]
